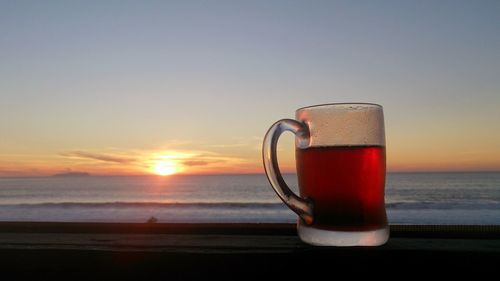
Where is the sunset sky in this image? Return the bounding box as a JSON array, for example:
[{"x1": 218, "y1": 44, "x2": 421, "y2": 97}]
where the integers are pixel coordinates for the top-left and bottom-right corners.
[{"x1": 1, "y1": 1, "x2": 499, "y2": 176}]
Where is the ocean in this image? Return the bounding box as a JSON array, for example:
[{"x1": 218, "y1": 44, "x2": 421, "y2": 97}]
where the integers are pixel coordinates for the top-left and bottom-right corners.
[{"x1": 0, "y1": 173, "x2": 499, "y2": 224}]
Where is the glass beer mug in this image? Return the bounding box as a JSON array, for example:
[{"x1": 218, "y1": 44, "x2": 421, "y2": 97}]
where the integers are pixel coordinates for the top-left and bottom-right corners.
[{"x1": 263, "y1": 103, "x2": 389, "y2": 246}]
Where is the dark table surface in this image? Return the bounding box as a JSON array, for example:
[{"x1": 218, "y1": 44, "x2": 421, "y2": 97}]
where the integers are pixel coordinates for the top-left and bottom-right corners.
[{"x1": 0, "y1": 222, "x2": 498, "y2": 280}]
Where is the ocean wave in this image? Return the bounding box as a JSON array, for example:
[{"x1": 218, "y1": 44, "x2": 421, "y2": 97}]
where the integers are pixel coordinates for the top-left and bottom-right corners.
[
  {"x1": 386, "y1": 201, "x2": 500, "y2": 210},
  {"x1": 0, "y1": 202, "x2": 286, "y2": 209},
  {"x1": 0, "y1": 201, "x2": 499, "y2": 210}
]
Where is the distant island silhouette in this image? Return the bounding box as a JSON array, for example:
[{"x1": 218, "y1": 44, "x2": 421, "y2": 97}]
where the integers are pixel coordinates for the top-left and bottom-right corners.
[{"x1": 52, "y1": 172, "x2": 90, "y2": 177}]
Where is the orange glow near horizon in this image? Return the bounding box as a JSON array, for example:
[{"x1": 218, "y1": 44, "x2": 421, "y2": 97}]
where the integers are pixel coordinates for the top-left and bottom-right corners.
[
  {"x1": 1, "y1": 144, "x2": 500, "y2": 178},
  {"x1": 152, "y1": 159, "x2": 179, "y2": 176}
]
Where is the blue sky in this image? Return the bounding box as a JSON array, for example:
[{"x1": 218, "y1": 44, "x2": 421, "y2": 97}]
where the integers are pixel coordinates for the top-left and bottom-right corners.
[{"x1": 1, "y1": 0, "x2": 499, "y2": 175}]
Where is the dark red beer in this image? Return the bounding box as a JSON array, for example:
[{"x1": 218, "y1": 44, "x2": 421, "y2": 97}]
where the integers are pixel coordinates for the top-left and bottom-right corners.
[{"x1": 296, "y1": 145, "x2": 387, "y2": 231}]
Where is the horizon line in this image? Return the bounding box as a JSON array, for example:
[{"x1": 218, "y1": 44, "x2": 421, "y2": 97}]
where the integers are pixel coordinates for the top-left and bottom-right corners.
[{"x1": 1, "y1": 170, "x2": 500, "y2": 179}]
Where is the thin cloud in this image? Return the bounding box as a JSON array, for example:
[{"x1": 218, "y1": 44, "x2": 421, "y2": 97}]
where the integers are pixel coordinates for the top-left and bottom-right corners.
[
  {"x1": 182, "y1": 160, "x2": 209, "y2": 166},
  {"x1": 61, "y1": 151, "x2": 135, "y2": 164},
  {"x1": 182, "y1": 159, "x2": 226, "y2": 167},
  {"x1": 58, "y1": 147, "x2": 254, "y2": 174},
  {"x1": 204, "y1": 143, "x2": 249, "y2": 148}
]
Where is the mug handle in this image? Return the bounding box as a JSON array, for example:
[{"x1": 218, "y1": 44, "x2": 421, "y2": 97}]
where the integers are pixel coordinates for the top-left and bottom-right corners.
[{"x1": 262, "y1": 119, "x2": 314, "y2": 225}]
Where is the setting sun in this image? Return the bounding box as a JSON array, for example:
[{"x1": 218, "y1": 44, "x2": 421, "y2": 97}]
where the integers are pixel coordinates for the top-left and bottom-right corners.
[{"x1": 153, "y1": 160, "x2": 178, "y2": 176}]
